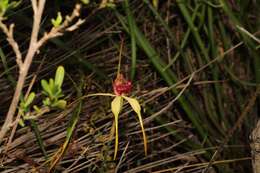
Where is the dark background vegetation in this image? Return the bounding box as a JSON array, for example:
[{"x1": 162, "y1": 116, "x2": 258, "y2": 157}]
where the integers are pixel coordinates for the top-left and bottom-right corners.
[{"x1": 0, "y1": 0, "x2": 260, "y2": 172}]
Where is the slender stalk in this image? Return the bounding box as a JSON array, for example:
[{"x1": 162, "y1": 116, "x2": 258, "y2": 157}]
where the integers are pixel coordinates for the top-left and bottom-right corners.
[
  {"x1": 117, "y1": 39, "x2": 124, "y2": 77},
  {"x1": 176, "y1": 0, "x2": 209, "y2": 62},
  {"x1": 125, "y1": 0, "x2": 137, "y2": 80}
]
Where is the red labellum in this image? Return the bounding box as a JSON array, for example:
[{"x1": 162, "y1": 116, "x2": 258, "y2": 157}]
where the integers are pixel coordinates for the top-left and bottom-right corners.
[{"x1": 113, "y1": 74, "x2": 132, "y2": 95}]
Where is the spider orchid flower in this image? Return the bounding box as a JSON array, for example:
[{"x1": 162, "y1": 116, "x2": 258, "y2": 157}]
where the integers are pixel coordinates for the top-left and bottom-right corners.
[{"x1": 87, "y1": 73, "x2": 147, "y2": 159}]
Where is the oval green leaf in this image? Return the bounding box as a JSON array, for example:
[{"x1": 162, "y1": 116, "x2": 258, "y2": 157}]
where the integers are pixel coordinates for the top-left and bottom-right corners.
[
  {"x1": 41, "y1": 79, "x2": 52, "y2": 96},
  {"x1": 18, "y1": 119, "x2": 25, "y2": 127},
  {"x1": 49, "y1": 78, "x2": 55, "y2": 92},
  {"x1": 80, "y1": 0, "x2": 89, "y2": 5},
  {"x1": 24, "y1": 92, "x2": 35, "y2": 108},
  {"x1": 55, "y1": 66, "x2": 65, "y2": 88},
  {"x1": 51, "y1": 12, "x2": 63, "y2": 27},
  {"x1": 52, "y1": 99, "x2": 67, "y2": 109}
]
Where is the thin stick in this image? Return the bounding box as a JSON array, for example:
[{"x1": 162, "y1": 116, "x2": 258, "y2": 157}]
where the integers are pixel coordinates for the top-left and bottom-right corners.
[
  {"x1": 237, "y1": 25, "x2": 260, "y2": 45},
  {"x1": 117, "y1": 38, "x2": 124, "y2": 77},
  {"x1": 115, "y1": 141, "x2": 130, "y2": 173},
  {"x1": 0, "y1": 22, "x2": 22, "y2": 68},
  {"x1": 144, "y1": 72, "x2": 195, "y2": 123}
]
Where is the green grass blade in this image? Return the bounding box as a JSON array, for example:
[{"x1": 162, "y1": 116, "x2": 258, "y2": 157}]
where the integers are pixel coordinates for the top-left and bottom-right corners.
[
  {"x1": 176, "y1": 0, "x2": 209, "y2": 62},
  {"x1": 124, "y1": 0, "x2": 137, "y2": 80},
  {"x1": 29, "y1": 120, "x2": 48, "y2": 160},
  {"x1": 219, "y1": 0, "x2": 260, "y2": 83},
  {"x1": 0, "y1": 47, "x2": 16, "y2": 86},
  {"x1": 49, "y1": 74, "x2": 84, "y2": 171}
]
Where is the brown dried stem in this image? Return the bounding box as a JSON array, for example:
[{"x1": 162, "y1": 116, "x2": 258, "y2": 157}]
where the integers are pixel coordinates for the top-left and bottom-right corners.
[{"x1": 0, "y1": 21, "x2": 23, "y2": 68}]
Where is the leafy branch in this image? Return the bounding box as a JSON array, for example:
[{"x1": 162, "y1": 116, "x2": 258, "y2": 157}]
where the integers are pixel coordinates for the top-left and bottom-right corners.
[{"x1": 0, "y1": 0, "x2": 85, "y2": 144}]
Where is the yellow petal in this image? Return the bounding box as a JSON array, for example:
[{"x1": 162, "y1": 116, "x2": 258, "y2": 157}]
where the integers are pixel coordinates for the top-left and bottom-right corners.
[
  {"x1": 122, "y1": 96, "x2": 147, "y2": 156},
  {"x1": 111, "y1": 96, "x2": 123, "y2": 159},
  {"x1": 122, "y1": 96, "x2": 141, "y2": 113}
]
